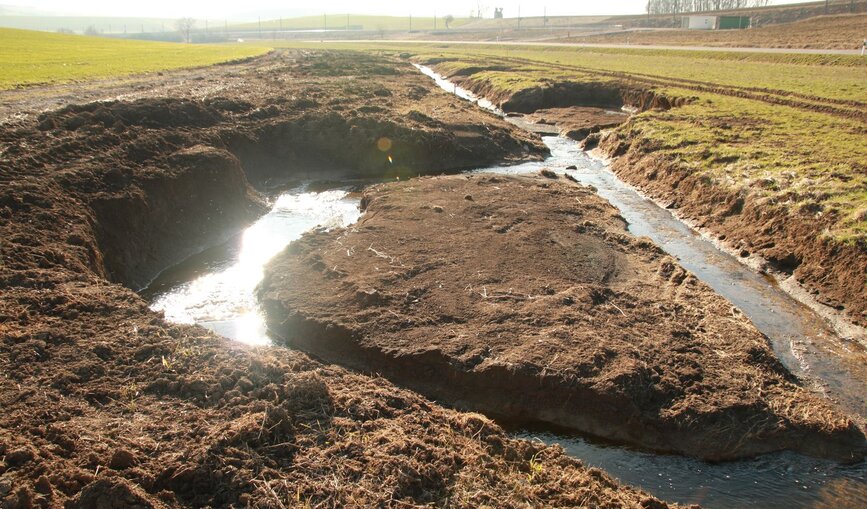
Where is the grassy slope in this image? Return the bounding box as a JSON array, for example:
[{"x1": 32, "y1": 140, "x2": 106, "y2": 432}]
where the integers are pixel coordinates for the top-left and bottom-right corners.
[
  {"x1": 276, "y1": 41, "x2": 866, "y2": 244},
  {"x1": 230, "y1": 14, "x2": 474, "y2": 32},
  {"x1": 569, "y1": 13, "x2": 867, "y2": 50},
  {"x1": 0, "y1": 27, "x2": 269, "y2": 89}
]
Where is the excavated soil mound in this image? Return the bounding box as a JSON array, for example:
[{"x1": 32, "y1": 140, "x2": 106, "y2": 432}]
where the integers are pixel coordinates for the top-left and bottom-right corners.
[
  {"x1": 523, "y1": 106, "x2": 630, "y2": 141},
  {"x1": 1, "y1": 51, "x2": 677, "y2": 508},
  {"x1": 259, "y1": 174, "x2": 866, "y2": 462}
]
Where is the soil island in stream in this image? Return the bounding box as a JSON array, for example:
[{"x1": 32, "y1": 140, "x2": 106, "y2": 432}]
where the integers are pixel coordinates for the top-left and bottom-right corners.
[{"x1": 258, "y1": 173, "x2": 867, "y2": 462}]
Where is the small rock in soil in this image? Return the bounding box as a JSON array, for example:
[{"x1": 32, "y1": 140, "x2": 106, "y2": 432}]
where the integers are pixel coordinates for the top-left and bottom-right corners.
[{"x1": 109, "y1": 449, "x2": 137, "y2": 470}]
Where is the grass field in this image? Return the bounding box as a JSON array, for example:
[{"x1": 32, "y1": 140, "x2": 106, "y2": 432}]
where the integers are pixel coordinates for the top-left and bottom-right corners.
[
  {"x1": 230, "y1": 14, "x2": 474, "y2": 32},
  {"x1": 0, "y1": 27, "x2": 269, "y2": 89}
]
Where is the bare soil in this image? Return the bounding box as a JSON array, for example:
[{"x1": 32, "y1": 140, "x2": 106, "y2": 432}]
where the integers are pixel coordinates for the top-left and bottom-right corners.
[
  {"x1": 523, "y1": 106, "x2": 630, "y2": 141},
  {"x1": 0, "y1": 50, "x2": 679, "y2": 508},
  {"x1": 258, "y1": 174, "x2": 866, "y2": 462}
]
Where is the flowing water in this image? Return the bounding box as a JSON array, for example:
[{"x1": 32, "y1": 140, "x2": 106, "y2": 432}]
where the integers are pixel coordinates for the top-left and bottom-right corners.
[
  {"x1": 144, "y1": 65, "x2": 867, "y2": 509},
  {"x1": 144, "y1": 186, "x2": 361, "y2": 346},
  {"x1": 473, "y1": 136, "x2": 867, "y2": 508}
]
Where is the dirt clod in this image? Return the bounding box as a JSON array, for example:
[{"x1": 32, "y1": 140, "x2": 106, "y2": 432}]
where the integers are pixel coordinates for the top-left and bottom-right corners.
[{"x1": 109, "y1": 449, "x2": 137, "y2": 470}]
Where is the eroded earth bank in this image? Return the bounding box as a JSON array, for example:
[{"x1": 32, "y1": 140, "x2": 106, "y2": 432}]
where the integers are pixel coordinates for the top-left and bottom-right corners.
[
  {"x1": 0, "y1": 50, "x2": 685, "y2": 508},
  {"x1": 423, "y1": 56, "x2": 867, "y2": 332}
]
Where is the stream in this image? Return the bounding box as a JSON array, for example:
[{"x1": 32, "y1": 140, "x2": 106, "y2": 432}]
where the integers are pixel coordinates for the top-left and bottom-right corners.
[{"x1": 142, "y1": 66, "x2": 866, "y2": 508}]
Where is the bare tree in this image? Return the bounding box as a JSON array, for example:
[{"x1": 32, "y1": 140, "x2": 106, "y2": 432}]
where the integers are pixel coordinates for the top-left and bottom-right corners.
[
  {"x1": 647, "y1": 0, "x2": 770, "y2": 15},
  {"x1": 444, "y1": 14, "x2": 455, "y2": 29},
  {"x1": 84, "y1": 25, "x2": 101, "y2": 36},
  {"x1": 176, "y1": 17, "x2": 195, "y2": 43}
]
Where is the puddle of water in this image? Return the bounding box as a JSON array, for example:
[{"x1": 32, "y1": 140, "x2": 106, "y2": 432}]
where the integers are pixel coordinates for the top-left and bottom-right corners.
[{"x1": 144, "y1": 186, "x2": 360, "y2": 346}]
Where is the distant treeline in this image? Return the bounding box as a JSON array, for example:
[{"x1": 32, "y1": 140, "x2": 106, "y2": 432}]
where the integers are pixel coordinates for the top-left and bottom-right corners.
[{"x1": 647, "y1": 0, "x2": 771, "y2": 15}]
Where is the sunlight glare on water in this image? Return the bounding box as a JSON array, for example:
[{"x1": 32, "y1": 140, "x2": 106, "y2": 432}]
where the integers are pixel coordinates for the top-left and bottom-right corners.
[{"x1": 149, "y1": 188, "x2": 360, "y2": 346}]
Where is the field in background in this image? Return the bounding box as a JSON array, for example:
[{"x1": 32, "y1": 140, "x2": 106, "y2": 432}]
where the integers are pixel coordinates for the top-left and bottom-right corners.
[
  {"x1": 0, "y1": 15, "x2": 177, "y2": 34},
  {"x1": 0, "y1": 27, "x2": 863, "y2": 242},
  {"x1": 0, "y1": 27, "x2": 269, "y2": 89},
  {"x1": 568, "y1": 13, "x2": 867, "y2": 50}
]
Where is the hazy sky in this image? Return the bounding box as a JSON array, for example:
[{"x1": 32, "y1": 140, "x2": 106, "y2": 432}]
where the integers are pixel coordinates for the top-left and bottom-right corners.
[{"x1": 6, "y1": 1, "x2": 801, "y2": 19}]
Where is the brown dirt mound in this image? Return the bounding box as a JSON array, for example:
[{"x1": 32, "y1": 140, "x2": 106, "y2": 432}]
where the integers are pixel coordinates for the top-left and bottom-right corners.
[
  {"x1": 523, "y1": 106, "x2": 629, "y2": 141},
  {"x1": 1, "y1": 50, "x2": 545, "y2": 290},
  {"x1": 0, "y1": 292, "x2": 675, "y2": 508},
  {"x1": 258, "y1": 174, "x2": 866, "y2": 462}
]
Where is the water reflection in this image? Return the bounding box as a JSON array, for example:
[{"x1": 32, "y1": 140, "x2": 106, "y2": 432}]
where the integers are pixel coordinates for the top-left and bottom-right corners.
[
  {"x1": 518, "y1": 430, "x2": 866, "y2": 509},
  {"x1": 147, "y1": 188, "x2": 360, "y2": 346}
]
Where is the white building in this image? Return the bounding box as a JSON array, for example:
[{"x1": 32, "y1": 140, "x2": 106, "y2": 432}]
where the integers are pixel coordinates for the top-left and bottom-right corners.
[{"x1": 681, "y1": 16, "x2": 717, "y2": 30}]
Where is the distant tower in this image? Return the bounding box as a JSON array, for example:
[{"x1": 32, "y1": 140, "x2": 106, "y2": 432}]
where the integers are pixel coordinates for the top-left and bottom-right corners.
[{"x1": 494, "y1": 7, "x2": 504, "y2": 19}]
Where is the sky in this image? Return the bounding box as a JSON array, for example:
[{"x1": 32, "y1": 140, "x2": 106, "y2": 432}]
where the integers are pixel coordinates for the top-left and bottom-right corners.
[{"x1": 3, "y1": 1, "x2": 799, "y2": 19}]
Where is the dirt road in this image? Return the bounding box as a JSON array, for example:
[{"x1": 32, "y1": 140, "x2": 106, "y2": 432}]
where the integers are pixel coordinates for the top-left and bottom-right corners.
[{"x1": 314, "y1": 38, "x2": 864, "y2": 55}]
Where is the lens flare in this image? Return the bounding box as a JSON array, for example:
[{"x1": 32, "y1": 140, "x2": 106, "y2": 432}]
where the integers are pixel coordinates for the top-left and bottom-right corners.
[
  {"x1": 377, "y1": 137, "x2": 392, "y2": 152},
  {"x1": 388, "y1": 155, "x2": 393, "y2": 164}
]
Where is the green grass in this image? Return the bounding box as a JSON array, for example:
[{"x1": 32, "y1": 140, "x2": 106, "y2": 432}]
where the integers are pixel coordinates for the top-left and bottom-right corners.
[
  {"x1": 627, "y1": 95, "x2": 867, "y2": 242},
  {"x1": 0, "y1": 27, "x2": 269, "y2": 89},
  {"x1": 264, "y1": 41, "x2": 866, "y2": 101},
  {"x1": 230, "y1": 14, "x2": 474, "y2": 32}
]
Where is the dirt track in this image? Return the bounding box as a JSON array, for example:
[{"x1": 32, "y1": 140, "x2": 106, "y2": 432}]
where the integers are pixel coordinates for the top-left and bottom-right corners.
[
  {"x1": 0, "y1": 50, "x2": 688, "y2": 508},
  {"x1": 258, "y1": 173, "x2": 866, "y2": 462}
]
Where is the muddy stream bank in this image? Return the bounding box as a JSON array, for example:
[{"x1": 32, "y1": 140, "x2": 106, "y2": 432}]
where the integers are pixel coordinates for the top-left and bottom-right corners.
[
  {"x1": 150, "y1": 137, "x2": 866, "y2": 508},
  {"x1": 126, "y1": 58, "x2": 866, "y2": 508}
]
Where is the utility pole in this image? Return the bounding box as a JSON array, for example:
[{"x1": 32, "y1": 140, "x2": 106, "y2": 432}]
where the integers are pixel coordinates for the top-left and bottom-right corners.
[
  {"x1": 409, "y1": 13, "x2": 412, "y2": 31},
  {"x1": 434, "y1": 10, "x2": 437, "y2": 30},
  {"x1": 518, "y1": 5, "x2": 521, "y2": 29},
  {"x1": 205, "y1": 20, "x2": 208, "y2": 35},
  {"x1": 258, "y1": 17, "x2": 262, "y2": 38},
  {"x1": 347, "y1": 13, "x2": 350, "y2": 30},
  {"x1": 324, "y1": 13, "x2": 327, "y2": 31}
]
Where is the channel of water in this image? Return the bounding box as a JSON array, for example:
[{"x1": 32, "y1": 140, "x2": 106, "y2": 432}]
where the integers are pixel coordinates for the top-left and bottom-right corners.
[{"x1": 142, "y1": 65, "x2": 866, "y2": 509}]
